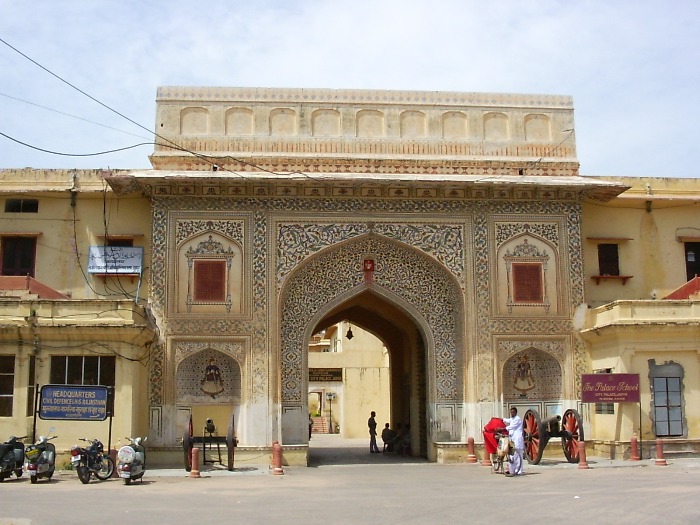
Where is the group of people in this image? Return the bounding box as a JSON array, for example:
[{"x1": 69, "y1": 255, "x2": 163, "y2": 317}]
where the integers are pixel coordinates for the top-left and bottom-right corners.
[
  {"x1": 483, "y1": 407, "x2": 524, "y2": 476},
  {"x1": 368, "y1": 411, "x2": 411, "y2": 455}
]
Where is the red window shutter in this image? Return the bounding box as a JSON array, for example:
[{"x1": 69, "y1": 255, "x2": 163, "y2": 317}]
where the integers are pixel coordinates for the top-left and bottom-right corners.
[
  {"x1": 512, "y1": 263, "x2": 543, "y2": 302},
  {"x1": 194, "y1": 260, "x2": 226, "y2": 302}
]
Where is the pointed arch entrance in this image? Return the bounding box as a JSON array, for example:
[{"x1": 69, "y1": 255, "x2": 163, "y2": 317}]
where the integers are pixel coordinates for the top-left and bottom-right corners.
[{"x1": 278, "y1": 234, "x2": 464, "y2": 461}]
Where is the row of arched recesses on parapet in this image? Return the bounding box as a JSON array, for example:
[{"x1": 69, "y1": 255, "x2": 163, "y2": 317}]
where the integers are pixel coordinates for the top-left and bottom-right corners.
[{"x1": 180, "y1": 106, "x2": 553, "y2": 141}]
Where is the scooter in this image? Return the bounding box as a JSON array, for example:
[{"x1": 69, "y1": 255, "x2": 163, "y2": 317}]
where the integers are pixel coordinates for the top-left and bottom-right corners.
[
  {"x1": 0, "y1": 435, "x2": 27, "y2": 482},
  {"x1": 24, "y1": 433, "x2": 58, "y2": 483},
  {"x1": 116, "y1": 436, "x2": 147, "y2": 485}
]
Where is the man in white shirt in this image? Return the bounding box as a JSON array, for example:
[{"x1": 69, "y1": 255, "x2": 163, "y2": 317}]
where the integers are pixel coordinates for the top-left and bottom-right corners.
[{"x1": 503, "y1": 407, "x2": 524, "y2": 476}]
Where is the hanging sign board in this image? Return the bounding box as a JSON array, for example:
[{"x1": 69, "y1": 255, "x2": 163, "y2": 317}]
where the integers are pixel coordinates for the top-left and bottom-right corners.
[
  {"x1": 309, "y1": 368, "x2": 343, "y2": 382},
  {"x1": 581, "y1": 373, "x2": 640, "y2": 403},
  {"x1": 87, "y1": 246, "x2": 143, "y2": 274},
  {"x1": 39, "y1": 385, "x2": 109, "y2": 421}
]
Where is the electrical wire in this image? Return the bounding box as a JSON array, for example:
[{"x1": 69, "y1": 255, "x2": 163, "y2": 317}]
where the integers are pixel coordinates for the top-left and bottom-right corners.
[
  {"x1": 0, "y1": 131, "x2": 153, "y2": 157},
  {"x1": 1, "y1": 37, "x2": 324, "y2": 182},
  {"x1": 0, "y1": 91, "x2": 152, "y2": 140}
]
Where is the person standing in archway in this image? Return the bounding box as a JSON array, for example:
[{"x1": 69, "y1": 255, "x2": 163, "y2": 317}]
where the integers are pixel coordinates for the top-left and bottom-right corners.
[{"x1": 368, "y1": 411, "x2": 380, "y2": 453}]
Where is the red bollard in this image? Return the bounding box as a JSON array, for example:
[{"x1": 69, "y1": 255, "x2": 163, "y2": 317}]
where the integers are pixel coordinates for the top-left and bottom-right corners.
[
  {"x1": 466, "y1": 437, "x2": 478, "y2": 464},
  {"x1": 189, "y1": 447, "x2": 201, "y2": 478},
  {"x1": 577, "y1": 441, "x2": 590, "y2": 469},
  {"x1": 654, "y1": 438, "x2": 667, "y2": 466},
  {"x1": 630, "y1": 435, "x2": 640, "y2": 461},
  {"x1": 272, "y1": 441, "x2": 284, "y2": 475}
]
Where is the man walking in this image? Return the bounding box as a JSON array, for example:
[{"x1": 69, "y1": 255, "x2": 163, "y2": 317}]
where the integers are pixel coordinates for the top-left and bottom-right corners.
[
  {"x1": 503, "y1": 407, "x2": 524, "y2": 476},
  {"x1": 368, "y1": 411, "x2": 380, "y2": 453}
]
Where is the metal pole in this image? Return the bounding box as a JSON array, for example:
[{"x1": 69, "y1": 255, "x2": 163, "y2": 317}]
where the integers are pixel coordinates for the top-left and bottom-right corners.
[
  {"x1": 638, "y1": 401, "x2": 643, "y2": 459},
  {"x1": 31, "y1": 383, "x2": 39, "y2": 443}
]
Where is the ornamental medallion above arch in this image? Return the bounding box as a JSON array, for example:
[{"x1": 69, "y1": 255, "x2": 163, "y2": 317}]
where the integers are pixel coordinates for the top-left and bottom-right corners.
[{"x1": 279, "y1": 234, "x2": 464, "y2": 405}]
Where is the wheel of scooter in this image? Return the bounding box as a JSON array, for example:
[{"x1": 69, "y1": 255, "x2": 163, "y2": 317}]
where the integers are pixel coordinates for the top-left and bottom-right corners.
[
  {"x1": 124, "y1": 477, "x2": 132, "y2": 485},
  {"x1": 76, "y1": 465, "x2": 91, "y2": 484},
  {"x1": 94, "y1": 456, "x2": 115, "y2": 480},
  {"x1": 30, "y1": 475, "x2": 38, "y2": 484}
]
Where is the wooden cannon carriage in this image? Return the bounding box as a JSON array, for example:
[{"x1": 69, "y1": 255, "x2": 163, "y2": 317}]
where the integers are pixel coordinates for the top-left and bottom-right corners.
[
  {"x1": 523, "y1": 408, "x2": 584, "y2": 464},
  {"x1": 182, "y1": 412, "x2": 238, "y2": 472}
]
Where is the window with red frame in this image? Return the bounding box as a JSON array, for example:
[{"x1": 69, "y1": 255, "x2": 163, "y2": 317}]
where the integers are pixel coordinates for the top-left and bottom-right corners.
[
  {"x1": 194, "y1": 260, "x2": 226, "y2": 302},
  {"x1": 512, "y1": 263, "x2": 543, "y2": 303}
]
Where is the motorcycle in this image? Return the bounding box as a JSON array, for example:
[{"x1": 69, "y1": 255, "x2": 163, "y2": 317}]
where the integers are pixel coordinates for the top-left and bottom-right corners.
[
  {"x1": 116, "y1": 436, "x2": 147, "y2": 485},
  {"x1": 24, "y1": 433, "x2": 58, "y2": 483},
  {"x1": 0, "y1": 435, "x2": 26, "y2": 482},
  {"x1": 70, "y1": 437, "x2": 115, "y2": 484}
]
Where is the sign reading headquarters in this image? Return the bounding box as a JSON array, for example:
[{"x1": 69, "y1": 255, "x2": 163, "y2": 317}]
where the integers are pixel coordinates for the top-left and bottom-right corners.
[{"x1": 39, "y1": 385, "x2": 110, "y2": 421}]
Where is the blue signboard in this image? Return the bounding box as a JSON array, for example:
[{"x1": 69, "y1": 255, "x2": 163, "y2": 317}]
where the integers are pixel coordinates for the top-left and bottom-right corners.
[{"x1": 39, "y1": 385, "x2": 109, "y2": 421}]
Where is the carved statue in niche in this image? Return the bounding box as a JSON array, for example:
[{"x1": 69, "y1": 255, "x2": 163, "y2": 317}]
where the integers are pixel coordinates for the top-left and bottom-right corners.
[
  {"x1": 201, "y1": 358, "x2": 224, "y2": 398},
  {"x1": 514, "y1": 354, "x2": 535, "y2": 396}
]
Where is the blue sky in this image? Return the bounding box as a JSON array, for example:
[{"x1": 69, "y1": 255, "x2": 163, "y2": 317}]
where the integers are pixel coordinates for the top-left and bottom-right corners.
[{"x1": 1, "y1": 0, "x2": 698, "y2": 177}]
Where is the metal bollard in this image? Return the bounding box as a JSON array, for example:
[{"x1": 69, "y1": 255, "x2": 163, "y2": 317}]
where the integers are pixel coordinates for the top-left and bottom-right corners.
[
  {"x1": 272, "y1": 441, "x2": 284, "y2": 475},
  {"x1": 577, "y1": 441, "x2": 590, "y2": 469},
  {"x1": 466, "y1": 437, "x2": 478, "y2": 464},
  {"x1": 189, "y1": 446, "x2": 202, "y2": 478},
  {"x1": 654, "y1": 438, "x2": 667, "y2": 466},
  {"x1": 630, "y1": 435, "x2": 640, "y2": 461}
]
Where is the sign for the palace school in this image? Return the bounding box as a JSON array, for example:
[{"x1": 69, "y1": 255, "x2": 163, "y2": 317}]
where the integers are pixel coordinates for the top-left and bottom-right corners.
[
  {"x1": 581, "y1": 374, "x2": 640, "y2": 403},
  {"x1": 309, "y1": 368, "x2": 343, "y2": 382}
]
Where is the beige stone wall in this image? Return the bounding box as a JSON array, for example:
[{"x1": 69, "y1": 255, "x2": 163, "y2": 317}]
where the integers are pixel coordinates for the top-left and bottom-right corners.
[{"x1": 151, "y1": 87, "x2": 578, "y2": 175}]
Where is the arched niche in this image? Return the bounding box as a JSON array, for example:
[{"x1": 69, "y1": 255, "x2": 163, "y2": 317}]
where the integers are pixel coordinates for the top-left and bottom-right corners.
[
  {"x1": 483, "y1": 112, "x2": 509, "y2": 140},
  {"x1": 400, "y1": 110, "x2": 426, "y2": 138},
  {"x1": 524, "y1": 114, "x2": 552, "y2": 141},
  {"x1": 176, "y1": 348, "x2": 242, "y2": 405},
  {"x1": 356, "y1": 110, "x2": 385, "y2": 138},
  {"x1": 311, "y1": 109, "x2": 341, "y2": 136},
  {"x1": 496, "y1": 234, "x2": 560, "y2": 316},
  {"x1": 175, "y1": 231, "x2": 244, "y2": 314},
  {"x1": 180, "y1": 107, "x2": 208, "y2": 135},
  {"x1": 269, "y1": 108, "x2": 297, "y2": 136},
  {"x1": 225, "y1": 107, "x2": 254, "y2": 135},
  {"x1": 503, "y1": 349, "x2": 563, "y2": 402},
  {"x1": 442, "y1": 111, "x2": 467, "y2": 139}
]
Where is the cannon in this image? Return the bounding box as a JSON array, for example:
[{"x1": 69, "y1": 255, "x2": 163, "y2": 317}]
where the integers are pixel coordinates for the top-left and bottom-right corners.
[
  {"x1": 523, "y1": 408, "x2": 584, "y2": 465},
  {"x1": 183, "y1": 412, "x2": 238, "y2": 472}
]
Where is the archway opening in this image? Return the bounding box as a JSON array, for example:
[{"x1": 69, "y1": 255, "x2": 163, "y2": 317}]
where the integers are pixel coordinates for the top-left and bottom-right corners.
[{"x1": 307, "y1": 290, "x2": 428, "y2": 461}]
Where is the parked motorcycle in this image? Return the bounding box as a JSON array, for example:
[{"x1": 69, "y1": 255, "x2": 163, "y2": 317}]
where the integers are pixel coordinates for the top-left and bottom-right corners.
[
  {"x1": 24, "y1": 433, "x2": 58, "y2": 483},
  {"x1": 116, "y1": 436, "x2": 147, "y2": 485},
  {"x1": 0, "y1": 435, "x2": 27, "y2": 482},
  {"x1": 70, "y1": 437, "x2": 114, "y2": 484}
]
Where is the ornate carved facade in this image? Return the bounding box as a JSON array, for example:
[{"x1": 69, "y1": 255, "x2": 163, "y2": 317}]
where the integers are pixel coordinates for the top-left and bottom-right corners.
[{"x1": 105, "y1": 87, "x2": 628, "y2": 463}]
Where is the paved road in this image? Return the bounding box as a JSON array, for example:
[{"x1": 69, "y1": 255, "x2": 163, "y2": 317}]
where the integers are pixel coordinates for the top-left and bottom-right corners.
[{"x1": 1, "y1": 435, "x2": 698, "y2": 525}]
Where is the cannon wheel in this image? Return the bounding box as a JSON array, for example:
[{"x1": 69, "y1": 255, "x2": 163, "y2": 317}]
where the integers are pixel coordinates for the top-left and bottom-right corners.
[
  {"x1": 523, "y1": 409, "x2": 544, "y2": 465},
  {"x1": 183, "y1": 416, "x2": 193, "y2": 472},
  {"x1": 226, "y1": 411, "x2": 236, "y2": 472},
  {"x1": 561, "y1": 408, "x2": 584, "y2": 463}
]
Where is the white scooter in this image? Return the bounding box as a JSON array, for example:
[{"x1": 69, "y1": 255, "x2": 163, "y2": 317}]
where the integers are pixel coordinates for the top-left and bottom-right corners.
[
  {"x1": 116, "y1": 437, "x2": 147, "y2": 485},
  {"x1": 24, "y1": 433, "x2": 57, "y2": 483}
]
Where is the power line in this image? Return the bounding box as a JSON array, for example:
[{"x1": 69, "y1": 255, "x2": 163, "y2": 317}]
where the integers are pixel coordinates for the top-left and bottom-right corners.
[
  {"x1": 0, "y1": 37, "x2": 322, "y2": 182},
  {"x1": 0, "y1": 91, "x2": 151, "y2": 140},
  {"x1": 0, "y1": 131, "x2": 153, "y2": 157}
]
